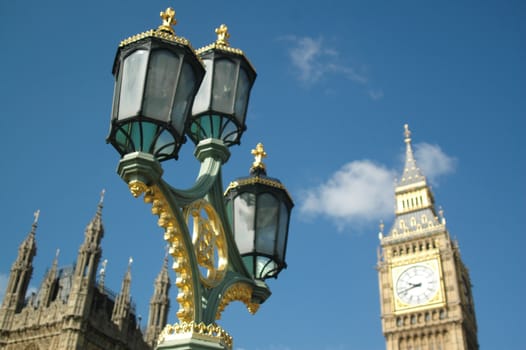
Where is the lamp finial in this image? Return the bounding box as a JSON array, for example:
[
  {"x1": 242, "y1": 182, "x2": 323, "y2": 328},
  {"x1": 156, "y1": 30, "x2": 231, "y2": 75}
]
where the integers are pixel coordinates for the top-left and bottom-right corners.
[
  {"x1": 215, "y1": 24, "x2": 230, "y2": 46},
  {"x1": 251, "y1": 143, "x2": 267, "y2": 173},
  {"x1": 158, "y1": 7, "x2": 177, "y2": 34}
]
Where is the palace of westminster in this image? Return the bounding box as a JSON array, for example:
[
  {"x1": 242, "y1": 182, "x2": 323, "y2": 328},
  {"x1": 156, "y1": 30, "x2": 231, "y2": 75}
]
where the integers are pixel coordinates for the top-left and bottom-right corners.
[{"x1": 0, "y1": 125, "x2": 479, "y2": 349}]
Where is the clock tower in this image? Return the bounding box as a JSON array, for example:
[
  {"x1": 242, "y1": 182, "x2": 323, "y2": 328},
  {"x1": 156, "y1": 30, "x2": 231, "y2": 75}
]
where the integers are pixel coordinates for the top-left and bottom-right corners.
[{"x1": 377, "y1": 125, "x2": 478, "y2": 350}]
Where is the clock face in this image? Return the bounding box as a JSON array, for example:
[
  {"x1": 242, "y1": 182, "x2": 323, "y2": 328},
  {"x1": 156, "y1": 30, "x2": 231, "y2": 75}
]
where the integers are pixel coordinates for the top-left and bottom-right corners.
[{"x1": 395, "y1": 264, "x2": 439, "y2": 305}]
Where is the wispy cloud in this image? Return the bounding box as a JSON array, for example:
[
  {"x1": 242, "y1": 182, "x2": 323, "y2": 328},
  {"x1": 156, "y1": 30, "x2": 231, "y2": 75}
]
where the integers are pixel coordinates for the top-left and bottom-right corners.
[
  {"x1": 299, "y1": 144, "x2": 456, "y2": 231},
  {"x1": 287, "y1": 36, "x2": 336, "y2": 83},
  {"x1": 414, "y1": 142, "x2": 457, "y2": 185},
  {"x1": 282, "y1": 35, "x2": 381, "y2": 100}
]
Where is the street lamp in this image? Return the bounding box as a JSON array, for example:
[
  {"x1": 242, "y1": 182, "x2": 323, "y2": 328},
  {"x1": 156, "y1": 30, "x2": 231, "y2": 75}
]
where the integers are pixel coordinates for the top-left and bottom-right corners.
[
  {"x1": 108, "y1": 8, "x2": 205, "y2": 161},
  {"x1": 106, "y1": 7, "x2": 293, "y2": 350},
  {"x1": 225, "y1": 143, "x2": 293, "y2": 280},
  {"x1": 189, "y1": 24, "x2": 256, "y2": 146}
]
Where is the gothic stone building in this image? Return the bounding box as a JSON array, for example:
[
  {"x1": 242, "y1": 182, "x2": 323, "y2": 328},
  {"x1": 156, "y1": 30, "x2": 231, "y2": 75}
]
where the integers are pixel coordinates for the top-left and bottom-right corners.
[
  {"x1": 0, "y1": 197, "x2": 170, "y2": 350},
  {"x1": 377, "y1": 125, "x2": 479, "y2": 350}
]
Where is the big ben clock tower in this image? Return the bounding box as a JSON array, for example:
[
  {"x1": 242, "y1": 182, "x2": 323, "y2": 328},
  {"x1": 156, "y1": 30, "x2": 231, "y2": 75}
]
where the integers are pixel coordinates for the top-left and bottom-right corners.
[{"x1": 377, "y1": 125, "x2": 479, "y2": 350}]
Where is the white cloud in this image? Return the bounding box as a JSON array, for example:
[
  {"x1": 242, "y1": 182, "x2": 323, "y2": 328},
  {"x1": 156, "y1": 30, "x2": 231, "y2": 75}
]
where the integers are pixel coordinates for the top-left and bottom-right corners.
[
  {"x1": 287, "y1": 36, "x2": 333, "y2": 83},
  {"x1": 300, "y1": 160, "x2": 396, "y2": 231},
  {"x1": 0, "y1": 273, "x2": 8, "y2": 301},
  {"x1": 414, "y1": 142, "x2": 457, "y2": 185},
  {"x1": 283, "y1": 35, "x2": 380, "y2": 99},
  {"x1": 299, "y1": 145, "x2": 456, "y2": 231}
]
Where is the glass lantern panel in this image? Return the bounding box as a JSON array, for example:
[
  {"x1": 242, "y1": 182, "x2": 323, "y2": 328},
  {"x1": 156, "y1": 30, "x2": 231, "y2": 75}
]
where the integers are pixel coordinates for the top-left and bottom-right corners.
[
  {"x1": 256, "y1": 256, "x2": 277, "y2": 279},
  {"x1": 141, "y1": 121, "x2": 157, "y2": 153},
  {"x1": 191, "y1": 58, "x2": 212, "y2": 115},
  {"x1": 234, "y1": 68, "x2": 250, "y2": 123},
  {"x1": 111, "y1": 67, "x2": 122, "y2": 120},
  {"x1": 171, "y1": 62, "x2": 196, "y2": 133},
  {"x1": 119, "y1": 50, "x2": 148, "y2": 119},
  {"x1": 212, "y1": 59, "x2": 236, "y2": 113},
  {"x1": 115, "y1": 127, "x2": 131, "y2": 153},
  {"x1": 277, "y1": 201, "x2": 290, "y2": 260},
  {"x1": 255, "y1": 193, "x2": 279, "y2": 256},
  {"x1": 195, "y1": 114, "x2": 222, "y2": 139},
  {"x1": 233, "y1": 192, "x2": 256, "y2": 254},
  {"x1": 155, "y1": 129, "x2": 176, "y2": 157},
  {"x1": 129, "y1": 121, "x2": 141, "y2": 151},
  {"x1": 143, "y1": 50, "x2": 180, "y2": 122}
]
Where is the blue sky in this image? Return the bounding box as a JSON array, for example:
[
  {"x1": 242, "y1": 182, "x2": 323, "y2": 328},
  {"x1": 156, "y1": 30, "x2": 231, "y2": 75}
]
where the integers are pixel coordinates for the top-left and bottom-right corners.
[{"x1": 0, "y1": 1, "x2": 524, "y2": 349}]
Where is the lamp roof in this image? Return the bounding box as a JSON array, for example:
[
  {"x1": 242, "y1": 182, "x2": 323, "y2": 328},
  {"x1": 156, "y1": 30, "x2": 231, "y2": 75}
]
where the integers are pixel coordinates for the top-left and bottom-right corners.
[
  {"x1": 117, "y1": 7, "x2": 196, "y2": 52},
  {"x1": 224, "y1": 144, "x2": 294, "y2": 205},
  {"x1": 196, "y1": 24, "x2": 256, "y2": 73}
]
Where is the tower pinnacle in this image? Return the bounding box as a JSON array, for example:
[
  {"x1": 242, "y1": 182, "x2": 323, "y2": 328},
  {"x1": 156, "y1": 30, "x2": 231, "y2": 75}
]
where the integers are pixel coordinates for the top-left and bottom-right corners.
[
  {"x1": 145, "y1": 252, "x2": 171, "y2": 346},
  {"x1": 387, "y1": 124, "x2": 439, "y2": 235},
  {"x1": 398, "y1": 124, "x2": 425, "y2": 189},
  {"x1": 0, "y1": 212, "x2": 39, "y2": 326}
]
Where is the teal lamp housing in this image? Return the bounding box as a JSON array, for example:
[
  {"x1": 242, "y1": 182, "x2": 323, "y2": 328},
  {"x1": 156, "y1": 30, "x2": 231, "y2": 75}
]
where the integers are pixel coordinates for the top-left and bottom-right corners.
[
  {"x1": 225, "y1": 144, "x2": 293, "y2": 280},
  {"x1": 189, "y1": 24, "x2": 256, "y2": 146},
  {"x1": 107, "y1": 12, "x2": 205, "y2": 161}
]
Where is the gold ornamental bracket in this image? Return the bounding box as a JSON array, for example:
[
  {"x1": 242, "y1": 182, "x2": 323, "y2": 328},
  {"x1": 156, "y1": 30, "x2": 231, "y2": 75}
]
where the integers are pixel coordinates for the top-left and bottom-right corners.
[
  {"x1": 184, "y1": 199, "x2": 228, "y2": 288},
  {"x1": 215, "y1": 282, "x2": 260, "y2": 320},
  {"x1": 126, "y1": 179, "x2": 199, "y2": 323}
]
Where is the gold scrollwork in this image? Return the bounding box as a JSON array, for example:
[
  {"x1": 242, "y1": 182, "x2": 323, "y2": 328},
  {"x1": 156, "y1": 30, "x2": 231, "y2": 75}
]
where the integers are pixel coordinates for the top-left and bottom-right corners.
[
  {"x1": 184, "y1": 199, "x2": 228, "y2": 288},
  {"x1": 158, "y1": 322, "x2": 233, "y2": 350},
  {"x1": 216, "y1": 283, "x2": 260, "y2": 320},
  {"x1": 128, "y1": 180, "x2": 195, "y2": 323}
]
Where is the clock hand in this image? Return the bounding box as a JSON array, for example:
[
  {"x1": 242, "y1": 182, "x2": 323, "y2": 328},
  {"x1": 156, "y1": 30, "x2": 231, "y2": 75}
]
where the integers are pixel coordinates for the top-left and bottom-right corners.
[{"x1": 399, "y1": 282, "x2": 422, "y2": 295}]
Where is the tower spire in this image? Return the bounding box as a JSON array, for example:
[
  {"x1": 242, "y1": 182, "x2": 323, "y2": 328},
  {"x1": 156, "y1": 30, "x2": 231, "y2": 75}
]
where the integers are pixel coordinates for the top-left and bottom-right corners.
[
  {"x1": 387, "y1": 124, "x2": 440, "y2": 236},
  {"x1": 0, "y1": 211, "x2": 39, "y2": 328},
  {"x1": 398, "y1": 124, "x2": 426, "y2": 188},
  {"x1": 112, "y1": 257, "x2": 133, "y2": 330},
  {"x1": 65, "y1": 192, "x2": 106, "y2": 322},
  {"x1": 73, "y1": 191, "x2": 105, "y2": 281},
  {"x1": 145, "y1": 250, "x2": 171, "y2": 346},
  {"x1": 38, "y1": 248, "x2": 60, "y2": 308}
]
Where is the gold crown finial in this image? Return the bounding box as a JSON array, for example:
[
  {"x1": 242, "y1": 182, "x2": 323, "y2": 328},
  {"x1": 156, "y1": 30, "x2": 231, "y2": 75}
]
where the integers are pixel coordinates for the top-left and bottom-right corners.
[
  {"x1": 215, "y1": 24, "x2": 230, "y2": 46},
  {"x1": 159, "y1": 7, "x2": 177, "y2": 34},
  {"x1": 404, "y1": 124, "x2": 411, "y2": 143},
  {"x1": 251, "y1": 143, "x2": 267, "y2": 171}
]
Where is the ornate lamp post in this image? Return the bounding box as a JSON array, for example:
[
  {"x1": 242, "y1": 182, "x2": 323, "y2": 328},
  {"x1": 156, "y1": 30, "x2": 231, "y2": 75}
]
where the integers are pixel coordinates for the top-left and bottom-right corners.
[{"x1": 106, "y1": 7, "x2": 293, "y2": 350}]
